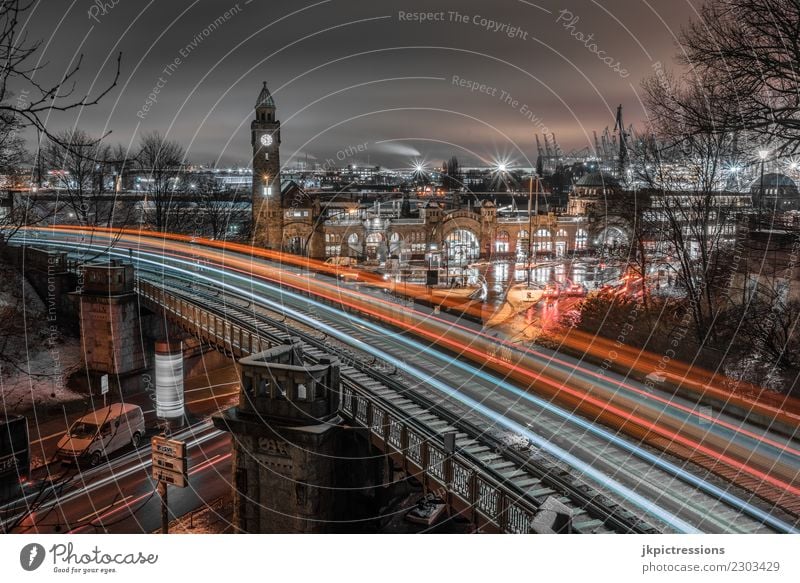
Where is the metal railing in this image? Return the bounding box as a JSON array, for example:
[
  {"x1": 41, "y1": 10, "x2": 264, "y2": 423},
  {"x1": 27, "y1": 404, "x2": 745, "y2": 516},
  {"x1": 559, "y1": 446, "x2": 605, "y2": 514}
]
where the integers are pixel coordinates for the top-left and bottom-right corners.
[
  {"x1": 338, "y1": 383, "x2": 544, "y2": 533},
  {"x1": 135, "y1": 278, "x2": 546, "y2": 533}
]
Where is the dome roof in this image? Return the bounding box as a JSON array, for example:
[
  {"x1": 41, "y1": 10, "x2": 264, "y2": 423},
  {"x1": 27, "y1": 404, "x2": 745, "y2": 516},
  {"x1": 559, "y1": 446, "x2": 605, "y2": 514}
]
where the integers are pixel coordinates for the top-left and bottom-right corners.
[
  {"x1": 749, "y1": 172, "x2": 798, "y2": 193},
  {"x1": 256, "y1": 81, "x2": 275, "y2": 109},
  {"x1": 575, "y1": 172, "x2": 619, "y2": 188}
]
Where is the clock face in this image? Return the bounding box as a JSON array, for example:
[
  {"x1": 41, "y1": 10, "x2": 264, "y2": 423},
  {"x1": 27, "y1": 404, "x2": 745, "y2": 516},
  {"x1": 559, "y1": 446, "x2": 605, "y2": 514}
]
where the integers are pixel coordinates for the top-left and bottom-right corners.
[{"x1": 260, "y1": 133, "x2": 273, "y2": 147}]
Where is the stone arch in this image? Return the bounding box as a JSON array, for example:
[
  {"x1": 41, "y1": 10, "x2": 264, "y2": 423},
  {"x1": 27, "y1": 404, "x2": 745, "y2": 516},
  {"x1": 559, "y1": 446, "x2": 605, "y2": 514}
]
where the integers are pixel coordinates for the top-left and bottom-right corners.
[
  {"x1": 364, "y1": 232, "x2": 385, "y2": 261},
  {"x1": 495, "y1": 230, "x2": 511, "y2": 253},
  {"x1": 444, "y1": 228, "x2": 480, "y2": 264},
  {"x1": 441, "y1": 216, "x2": 483, "y2": 257},
  {"x1": 345, "y1": 231, "x2": 362, "y2": 257},
  {"x1": 441, "y1": 215, "x2": 482, "y2": 239},
  {"x1": 283, "y1": 222, "x2": 314, "y2": 255},
  {"x1": 597, "y1": 225, "x2": 629, "y2": 248}
]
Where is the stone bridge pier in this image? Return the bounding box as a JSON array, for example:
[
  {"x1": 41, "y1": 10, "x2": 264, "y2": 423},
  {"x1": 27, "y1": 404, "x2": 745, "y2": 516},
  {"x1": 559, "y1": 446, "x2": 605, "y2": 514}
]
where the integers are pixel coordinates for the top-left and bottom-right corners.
[
  {"x1": 73, "y1": 261, "x2": 203, "y2": 398},
  {"x1": 214, "y1": 339, "x2": 377, "y2": 533}
]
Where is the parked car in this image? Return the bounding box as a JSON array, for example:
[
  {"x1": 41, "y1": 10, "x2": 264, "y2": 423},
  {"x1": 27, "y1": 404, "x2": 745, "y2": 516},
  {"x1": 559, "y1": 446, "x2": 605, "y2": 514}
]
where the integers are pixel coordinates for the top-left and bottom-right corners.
[
  {"x1": 543, "y1": 283, "x2": 560, "y2": 300},
  {"x1": 565, "y1": 283, "x2": 586, "y2": 297},
  {"x1": 56, "y1": 404, "x2": 145, "y2": 466}
]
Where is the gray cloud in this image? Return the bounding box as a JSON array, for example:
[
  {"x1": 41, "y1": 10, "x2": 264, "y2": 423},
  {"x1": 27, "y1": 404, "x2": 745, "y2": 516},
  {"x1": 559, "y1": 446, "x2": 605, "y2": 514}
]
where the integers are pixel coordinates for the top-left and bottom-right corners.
[{"x1": 20, "y1": 0, "x2": 698, "y2": 167}]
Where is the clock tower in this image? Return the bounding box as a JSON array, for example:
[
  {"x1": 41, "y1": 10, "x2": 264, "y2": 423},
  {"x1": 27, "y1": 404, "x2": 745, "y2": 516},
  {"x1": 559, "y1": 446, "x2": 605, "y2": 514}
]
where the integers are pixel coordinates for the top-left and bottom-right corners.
[{"x1": 251, "y1": 82, "x2": 282, "y2": 249}]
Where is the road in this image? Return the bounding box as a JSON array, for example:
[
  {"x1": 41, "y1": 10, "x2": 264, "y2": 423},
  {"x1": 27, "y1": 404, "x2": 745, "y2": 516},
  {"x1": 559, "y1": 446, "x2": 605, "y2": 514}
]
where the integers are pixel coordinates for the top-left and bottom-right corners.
[{"x1": 1, "y1": 364, "x2": 238, "y2": 534}]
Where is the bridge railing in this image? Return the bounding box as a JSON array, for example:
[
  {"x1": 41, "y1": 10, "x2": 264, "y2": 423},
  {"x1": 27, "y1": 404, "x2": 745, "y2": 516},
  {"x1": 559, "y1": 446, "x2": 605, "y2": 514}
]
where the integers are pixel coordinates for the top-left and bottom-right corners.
[
  {"x1": 137, "y1": 277, "x2": 542, "y2": 533},
  {"x1": 339, "y1": 382, "x2": 539, "y2": 533},
  {"x1": 137, "y1": 279, "x2": 271, "y2": 357}
]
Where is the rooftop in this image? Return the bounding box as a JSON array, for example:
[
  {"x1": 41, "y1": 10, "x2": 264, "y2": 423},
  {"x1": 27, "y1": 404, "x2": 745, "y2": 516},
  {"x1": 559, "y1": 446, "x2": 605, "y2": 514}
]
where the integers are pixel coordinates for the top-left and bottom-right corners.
[{"x1": 256, "y1": 81, "x2": 275, "y2": 109}]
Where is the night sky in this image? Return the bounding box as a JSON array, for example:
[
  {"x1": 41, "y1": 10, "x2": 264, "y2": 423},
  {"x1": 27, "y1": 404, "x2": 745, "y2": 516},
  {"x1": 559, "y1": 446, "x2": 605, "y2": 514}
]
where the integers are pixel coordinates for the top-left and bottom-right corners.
[{"x1": 20, "y1": 0, "x2": 699, "y2": 169}]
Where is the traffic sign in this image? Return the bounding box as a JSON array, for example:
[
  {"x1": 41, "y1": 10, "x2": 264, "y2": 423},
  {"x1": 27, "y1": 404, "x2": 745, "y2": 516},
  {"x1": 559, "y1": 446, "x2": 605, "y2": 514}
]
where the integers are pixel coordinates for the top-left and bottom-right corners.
[
  {"x1": 153, "y1": 466, "x2": 187, "y2": 488},
  {"x1": 153, "y1": 453, "x2": 188, "y2": 472},
  {"x1": 151, "y1": 436, "x2": 188, "y2": 488},
  {"x1": 151, "y1": 436, "x2": 186, "y2": 459}
]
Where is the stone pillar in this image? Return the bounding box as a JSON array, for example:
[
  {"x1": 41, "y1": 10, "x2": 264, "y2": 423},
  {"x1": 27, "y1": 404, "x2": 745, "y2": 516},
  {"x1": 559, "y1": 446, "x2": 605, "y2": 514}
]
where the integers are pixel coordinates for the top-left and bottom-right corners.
[
  {"x1": 307, "y1": 226, "x2": 325, "y2": 260},
  {"x1": 73, "y1": 261, "x2": 145, "y2": 379},
  {"x1": 214, "y1": 339, "x2": 343, "y2": 533}
]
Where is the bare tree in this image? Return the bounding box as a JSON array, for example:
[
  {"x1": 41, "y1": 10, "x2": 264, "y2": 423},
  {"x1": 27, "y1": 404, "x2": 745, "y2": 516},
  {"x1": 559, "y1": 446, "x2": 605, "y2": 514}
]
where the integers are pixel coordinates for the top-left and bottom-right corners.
[
  {"x1": 587, "y1": 184, "x2": 656, "y2": 308},
  {"x1": 0, "y1": 0, "x2": 120, "y2": 238},
  {"x1": 0, "y1": 117, "x2": 27, "y2": 176},
  {"x1": 42, "y1": 130, "x2": 108, "y2": 226},
  {"x1": 735, "y1": 285, "x2": 800, "y2": 371},
  {"x1": 442, "y1": 156, "x2": 460, "y2": 191},
  {"x1": 0, "y1": 1, "x2": 120, "y2": 147},
  {"x1": 136, "y1": 132, "x2": 187, "y2": 231},
  {"x1": 677, "y1": 0, "x2": 800, "y2": 155},
  {"x1": 192, "y1": 176, "x2": 249, "y2": 240},
  {"x1": 635, "y1": 77, "x2": 745, "y2": 343}
]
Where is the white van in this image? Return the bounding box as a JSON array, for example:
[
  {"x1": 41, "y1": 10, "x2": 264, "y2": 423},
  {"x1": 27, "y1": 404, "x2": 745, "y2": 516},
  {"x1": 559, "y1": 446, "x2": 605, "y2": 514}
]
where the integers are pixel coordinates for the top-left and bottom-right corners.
[{"x1": 56, "y1": 404, "x2": 145, "y2": 466}]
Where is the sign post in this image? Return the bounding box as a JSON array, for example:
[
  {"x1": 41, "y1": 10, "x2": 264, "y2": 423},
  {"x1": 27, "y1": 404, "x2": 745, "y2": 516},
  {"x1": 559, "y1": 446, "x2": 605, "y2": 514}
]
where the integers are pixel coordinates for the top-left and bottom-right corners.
[
  {"x1": 100, "y1": 374, "x2": 109, "y2": 408},
  {"x1": 157, "y1": 481, "x2": 168, "y2": 534},
  {"x1": 151, "y1": 436, "x2": 188, "y2": 534}
]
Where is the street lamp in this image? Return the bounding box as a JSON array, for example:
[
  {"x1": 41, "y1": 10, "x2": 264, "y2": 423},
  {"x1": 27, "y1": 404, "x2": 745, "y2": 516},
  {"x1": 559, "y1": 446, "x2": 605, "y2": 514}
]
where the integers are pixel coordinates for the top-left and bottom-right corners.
[
  {"x1": 758, "y1": 149, "x2": 769, "y2": 220},
  {"x1": 527, "y1": 174, "x2": 539, "y2": 289},
  {"x1": 443, "y1": 241, "x2": 450, "y2": 286}
]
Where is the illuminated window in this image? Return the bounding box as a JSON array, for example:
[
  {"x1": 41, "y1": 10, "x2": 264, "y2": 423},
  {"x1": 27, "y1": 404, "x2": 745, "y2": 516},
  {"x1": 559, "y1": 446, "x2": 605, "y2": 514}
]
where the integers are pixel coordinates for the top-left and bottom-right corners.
[
  {"x1": 576, "y1": 229, "x2": 588, "y2": 250},
  {"x1": 533, "y1": 229, "x2": 552, "y2": 253},
  {"x1": 495, "y1": 231, "x2": 510, "y2": 253},
  {"x1": 516, "y1": 230, "x2": 529, "y2": 257}
]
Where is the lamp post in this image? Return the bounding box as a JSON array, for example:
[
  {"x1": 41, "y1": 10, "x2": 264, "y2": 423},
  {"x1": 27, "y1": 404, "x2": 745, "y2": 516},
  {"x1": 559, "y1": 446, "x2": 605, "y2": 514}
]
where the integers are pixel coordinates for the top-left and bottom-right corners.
[
  {"x1": 758, "y1": 149, "x2": 769, "y2": 224},
  {"x1": 527, "y1": 174, "x2": 538, "y2": 289},
  {"x1": 443, "y1": 241, "x2": 449, "y2": 286}
]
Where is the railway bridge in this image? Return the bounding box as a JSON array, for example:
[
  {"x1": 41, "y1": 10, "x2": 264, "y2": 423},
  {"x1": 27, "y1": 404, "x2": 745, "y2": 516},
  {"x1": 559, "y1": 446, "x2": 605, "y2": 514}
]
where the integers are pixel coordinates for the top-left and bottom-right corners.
[{"x1": 136, "y1": 278, "x2": 648, "y2": 534}]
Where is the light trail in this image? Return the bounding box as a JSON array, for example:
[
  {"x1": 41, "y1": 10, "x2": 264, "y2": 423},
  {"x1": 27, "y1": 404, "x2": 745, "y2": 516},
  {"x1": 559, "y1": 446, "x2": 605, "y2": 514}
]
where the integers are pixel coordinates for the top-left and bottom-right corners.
[
  {"x1": 104, "y1": 238, "x2": 800, "y2": 478},
  {"x1": 18, "y1": 230, "x2": 800, "y2": 531},
  {"x1": 36, "y1": 226, "x2": 800, "y2": 426},
  {"x1": 34, "y1": 228, "x2": 800, "y2": 463},
  {"x1": 37, "y1": 234, "x2": 800, "y2": 498},
  {"x1": 112, "y1": 247, "x2": 796, "y2": 533}
]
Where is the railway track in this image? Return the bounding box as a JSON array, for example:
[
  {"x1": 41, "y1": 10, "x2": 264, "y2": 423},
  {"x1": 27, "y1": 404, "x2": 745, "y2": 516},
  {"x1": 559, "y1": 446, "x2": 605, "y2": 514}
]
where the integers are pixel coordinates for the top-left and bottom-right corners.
[{"x1": 137, "y1": 266, "x2": 790, "y2": 534}]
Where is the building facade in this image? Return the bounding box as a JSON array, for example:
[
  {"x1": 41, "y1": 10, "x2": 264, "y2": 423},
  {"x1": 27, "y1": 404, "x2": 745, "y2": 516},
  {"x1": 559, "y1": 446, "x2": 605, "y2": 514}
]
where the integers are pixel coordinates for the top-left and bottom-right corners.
[{"x1": 247, "y1": 83, "x2": 755, "y2": 264}]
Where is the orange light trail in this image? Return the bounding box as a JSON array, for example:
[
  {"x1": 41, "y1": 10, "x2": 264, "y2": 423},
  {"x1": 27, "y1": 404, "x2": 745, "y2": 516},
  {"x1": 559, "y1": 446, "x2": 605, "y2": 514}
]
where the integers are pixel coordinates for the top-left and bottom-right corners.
[{"x1": 35, "y1": 226, "x2": 800, "y2": 495}]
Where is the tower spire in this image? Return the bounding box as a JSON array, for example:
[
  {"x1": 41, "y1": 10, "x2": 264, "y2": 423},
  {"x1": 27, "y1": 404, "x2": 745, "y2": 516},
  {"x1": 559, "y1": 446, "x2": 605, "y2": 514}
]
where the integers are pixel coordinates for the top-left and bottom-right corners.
[{"x1": 256, "y1": 81, "x2": 275, "y2": 110}]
